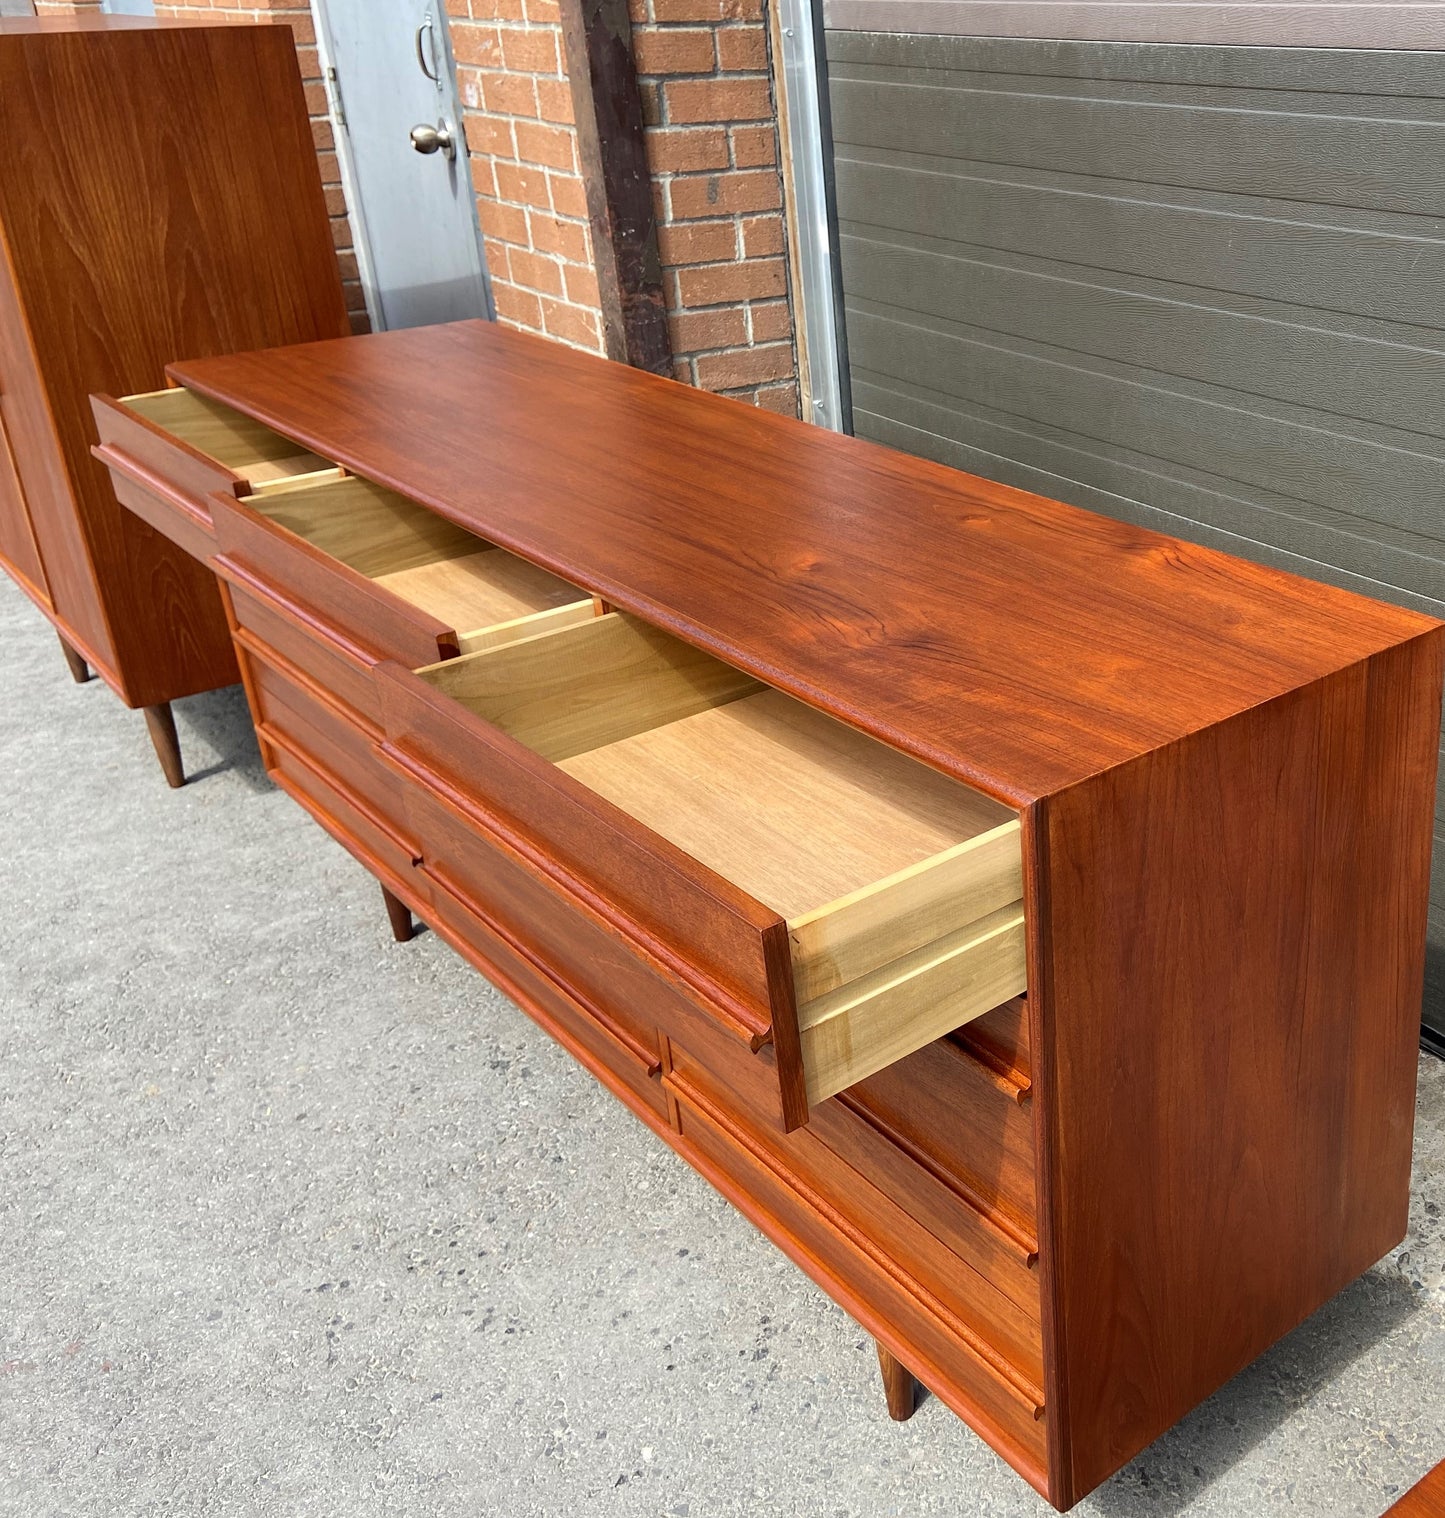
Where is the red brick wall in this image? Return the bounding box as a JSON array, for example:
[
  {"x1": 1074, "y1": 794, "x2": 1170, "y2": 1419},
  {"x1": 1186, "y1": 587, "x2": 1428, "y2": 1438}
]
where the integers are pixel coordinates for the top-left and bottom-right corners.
[
  {"x1": 37, "y1": 0, "x2": 801, "y2": 410},
  {"x1": 446, "y1": 0, "x2": 607, "y2": 353},
  {"x1": 630, "y1": 0, "x2": 800, "y2": 414}
]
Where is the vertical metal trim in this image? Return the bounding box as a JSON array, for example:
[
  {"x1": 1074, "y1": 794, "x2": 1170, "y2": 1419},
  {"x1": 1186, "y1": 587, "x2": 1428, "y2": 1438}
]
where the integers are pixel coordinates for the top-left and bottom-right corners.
[{"x1": 775, "y1": 0, "x2": 850, "y2": 431}]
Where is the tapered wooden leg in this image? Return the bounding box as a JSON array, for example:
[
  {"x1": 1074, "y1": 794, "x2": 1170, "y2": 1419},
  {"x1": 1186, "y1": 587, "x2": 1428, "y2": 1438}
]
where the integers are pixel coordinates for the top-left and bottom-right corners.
[
  {"x1": 142, "y1": 703, "x2": 185, "y2": 789},
  {"x1": 876, "y1": 1341, "x2": 917, "y2": 1421},
  {"x1": 382, "y1": 884, "x2": 415, "y2": 943},
  {"x1": 58, "y1": 634, "x2": 91, "y2": 684}
]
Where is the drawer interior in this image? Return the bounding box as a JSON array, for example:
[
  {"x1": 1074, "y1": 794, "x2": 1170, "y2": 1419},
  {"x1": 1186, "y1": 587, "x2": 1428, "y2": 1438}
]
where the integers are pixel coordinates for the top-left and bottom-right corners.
[
  {"x1": 249, "y1": 475, "x2": 597, "y2": 648},
  {"x1": 120, "y1": 387, "x2": 340, "y2": 491},
  {"x1": 417, "y1": 612, "x2": 1026, "y2": 1103}
]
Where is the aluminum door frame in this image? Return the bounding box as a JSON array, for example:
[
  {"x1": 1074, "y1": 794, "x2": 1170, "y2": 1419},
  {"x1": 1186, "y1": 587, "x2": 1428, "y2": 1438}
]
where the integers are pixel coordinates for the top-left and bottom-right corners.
[{"x1": 773, "y1": 0, "x2": 849, "y2": 431}]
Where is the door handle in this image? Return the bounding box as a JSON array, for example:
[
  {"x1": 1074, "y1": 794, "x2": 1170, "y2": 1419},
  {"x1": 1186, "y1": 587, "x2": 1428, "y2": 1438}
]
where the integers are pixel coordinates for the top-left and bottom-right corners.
[
  {"x1": 410, "y1": 120, "x2": 457, "y2": 161},
  {"x1": 415, "y1": 14, "x2": 440, "y2": 83}
]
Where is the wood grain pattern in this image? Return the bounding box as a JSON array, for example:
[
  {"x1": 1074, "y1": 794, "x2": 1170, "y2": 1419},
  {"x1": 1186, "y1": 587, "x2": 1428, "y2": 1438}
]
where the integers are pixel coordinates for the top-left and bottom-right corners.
[
  {"x1": 427, "y1": 611, "x2": 761, "y2": 764},
  {"x1": 375, "y1": 657, "x2": 811, "y2": 1128},
  {"x1": 559, "y1": 684, "x2": 1013, "y2": 919},
  {"x1": 1388, "y1": 1460, "x2": 1445, "y2": 1517},
  {"x1": 117, "y1": 386, "x2": 332, "y2": 475},
  {"x1": 790, "y1": 820, "x2": 1022, "y2": 1002},
  {"x1": 798, "y1": 901, "x2": 1025, "y2": 1104},
  {"x1": 1032, "y1": 629, "x2": 1444, "y2": 1505},
  {"x1": 374, "y1": 550, "x2": 588, "y2": 634},
  {"x1": 255, "y1": 476, "x2": 481, "y2": 579},
  {"x1": 211, "y1": 494, "x2": 460, "y2": 674},
  {"x1": 0, "y1": 403, "x2": 46, "y2": 600},
  {"x1": 455, "y1": 599, "x2": 601, "y2": 655},
  {"x1": 122, "y1": 319, "x2": 1443, "y2": 1507},
  {"x1": 0, "y1": 20, "x2": 347, "y2": 743},
  {"x1": 169, "y1": 320, "x2": 1438, "y2": 807}
]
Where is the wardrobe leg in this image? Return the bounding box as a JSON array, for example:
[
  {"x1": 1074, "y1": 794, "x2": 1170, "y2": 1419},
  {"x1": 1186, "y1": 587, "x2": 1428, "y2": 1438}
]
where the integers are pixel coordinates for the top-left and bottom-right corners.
[
  {"x1": 876, "y1": 1341, "x2": 917, "y2": 1422},
  {"x1": 142, "y1": 703, "x2": 185, "y2": 789},
  {"x1": 58, "y1": 634, "x2": 91, "y2": 684},
  {"x1": 382, "y1": 884, "x2": 415, "y2": 943}
]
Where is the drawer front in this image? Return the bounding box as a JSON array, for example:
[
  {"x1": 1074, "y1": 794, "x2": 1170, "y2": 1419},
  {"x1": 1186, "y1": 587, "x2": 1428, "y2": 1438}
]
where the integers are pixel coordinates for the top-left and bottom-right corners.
[
  {"x1": 392, "y1": 753, "x2": 750, "y2": 1103},
  {"x1": 663, "y1": 1024, "x2": 1044, "y2": 1392},
  {"x1": 261, "y1": 720, "x2": 429, "y2": 912},
  {"x1": 838, "y1": 1012, "x2": 1037, "y2": 1244},
  {"x1": 227, "y1": 580, "x2": 387, "y2": 729},
  {"x1": 104, "y1": 455, "x2": 219, "y2": 562},
  {"x1": 244, "y1": 643, "x2": 418, "y2": 862},
  {"x1": 665, "y1": 1062, "x2": 1049, "y2": 1488},
  {"x1": 92, "y1": 392, "x2": 243, "y2": 533},
  {"x1": 213, "y1": 493, "x2": 458, "y2": 674},
  {"x1": 420, "y1": 850, "x2": 669, "y2": 1123},
  {"x1": 376, "y1": 661, "x2": 809, "y2": 1129}
]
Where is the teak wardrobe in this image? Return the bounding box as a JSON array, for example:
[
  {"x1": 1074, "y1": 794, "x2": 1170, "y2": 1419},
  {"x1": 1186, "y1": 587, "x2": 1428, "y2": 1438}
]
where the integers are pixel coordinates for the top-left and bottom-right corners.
[{"x1": 0, "y1": 19, "x2": 348, "y2": 784}]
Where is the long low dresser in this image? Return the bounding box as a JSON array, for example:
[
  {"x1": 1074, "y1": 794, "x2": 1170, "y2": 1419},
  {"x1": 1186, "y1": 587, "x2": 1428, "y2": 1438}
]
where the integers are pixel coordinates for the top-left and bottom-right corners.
[{"x1": 90, "y1": 320, "x2": 1444, "y2": 1509}]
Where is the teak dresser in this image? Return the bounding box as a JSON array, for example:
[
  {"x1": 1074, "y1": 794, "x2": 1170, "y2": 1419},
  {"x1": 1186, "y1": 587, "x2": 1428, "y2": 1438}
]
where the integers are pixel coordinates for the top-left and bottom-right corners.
[
  {"x1": 92, "y1": 320, "x2": 1443, "y2": 1509},
  {"x1": 0, "y1": 19, "x2": 348, "y2": 785}
]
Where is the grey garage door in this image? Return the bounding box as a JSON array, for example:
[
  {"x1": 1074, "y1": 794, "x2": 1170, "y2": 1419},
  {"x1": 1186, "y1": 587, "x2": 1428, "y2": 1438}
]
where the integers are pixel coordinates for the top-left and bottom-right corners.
[{"x1": 825, "y1": 33, "x2": 1445, "y2": 1038}]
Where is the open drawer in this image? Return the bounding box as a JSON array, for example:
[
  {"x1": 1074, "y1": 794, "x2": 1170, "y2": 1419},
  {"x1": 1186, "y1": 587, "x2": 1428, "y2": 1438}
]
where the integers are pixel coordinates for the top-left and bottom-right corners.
[
  {"x1": 91, "y1": 386, "x2": 342, "y2": 558},
  {"x1": 213, "y1": 473, "x2": 601, "y2": 725},
  {"x1": 375, "y1": 612, "x2": 1026, "y2": 1128}
]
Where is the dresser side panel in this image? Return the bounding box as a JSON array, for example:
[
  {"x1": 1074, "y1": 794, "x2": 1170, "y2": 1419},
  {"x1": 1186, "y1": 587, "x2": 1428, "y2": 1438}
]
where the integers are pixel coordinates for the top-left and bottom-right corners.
[{"x1": 1035, "y1": 629, "x2": 1444, "y2": 1504}]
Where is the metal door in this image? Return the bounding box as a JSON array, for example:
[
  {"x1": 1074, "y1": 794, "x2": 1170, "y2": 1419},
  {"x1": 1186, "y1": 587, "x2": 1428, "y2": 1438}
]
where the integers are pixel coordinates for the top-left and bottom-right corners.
[
  {"x1": 779, "y1": 11, "x2": 1445, "y2": 1047},
  {"x1": 316, "y1": 0, "x2": 491, "y2": 330}
]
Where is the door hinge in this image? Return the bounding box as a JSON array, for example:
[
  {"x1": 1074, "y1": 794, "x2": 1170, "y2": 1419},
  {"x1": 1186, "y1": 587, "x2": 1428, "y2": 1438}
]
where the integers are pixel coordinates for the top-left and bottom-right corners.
[{"x1": 325, "y1": 64, "x2": 347, "y2": 131}]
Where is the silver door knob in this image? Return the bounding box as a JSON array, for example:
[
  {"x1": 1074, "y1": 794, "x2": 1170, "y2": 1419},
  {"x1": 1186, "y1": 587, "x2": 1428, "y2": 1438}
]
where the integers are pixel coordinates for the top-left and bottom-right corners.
[{"x1": 410, "y1": 121, "x2": 456, "y2": 160}]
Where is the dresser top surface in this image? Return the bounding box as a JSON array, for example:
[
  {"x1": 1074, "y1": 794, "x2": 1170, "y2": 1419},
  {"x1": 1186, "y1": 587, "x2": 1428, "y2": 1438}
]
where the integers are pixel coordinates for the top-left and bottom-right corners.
[{"x1": 171, "y1": 320, "x2": 1439, "y2": 805}]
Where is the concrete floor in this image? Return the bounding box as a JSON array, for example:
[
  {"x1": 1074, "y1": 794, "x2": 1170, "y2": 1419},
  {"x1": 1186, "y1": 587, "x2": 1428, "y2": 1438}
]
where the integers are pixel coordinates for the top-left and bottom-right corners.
[{"x1": 1, "y1": 573, "x2": 1442, "y2": 1518}]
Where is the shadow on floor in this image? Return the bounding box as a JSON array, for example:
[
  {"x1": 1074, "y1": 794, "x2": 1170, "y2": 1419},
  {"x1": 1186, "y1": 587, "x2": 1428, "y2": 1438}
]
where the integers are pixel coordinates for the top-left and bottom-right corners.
[
  {"x1": 1090, "y1": 1268, "x2": 1420, "y2": 1515},
  {"x1": 174, "y1": 684, "x2": 271, "y2": 792}
]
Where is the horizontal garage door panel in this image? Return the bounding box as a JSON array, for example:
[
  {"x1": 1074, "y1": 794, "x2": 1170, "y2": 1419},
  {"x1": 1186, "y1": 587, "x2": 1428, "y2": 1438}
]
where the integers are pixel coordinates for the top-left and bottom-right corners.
[{"x1": 827, "y1": 32, "x2": 1445, "y2": 1029}]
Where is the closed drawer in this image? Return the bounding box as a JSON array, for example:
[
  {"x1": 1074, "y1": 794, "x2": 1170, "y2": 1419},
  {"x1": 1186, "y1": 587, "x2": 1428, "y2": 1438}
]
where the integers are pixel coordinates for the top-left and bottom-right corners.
[
  {"x1": 213, "y1": 473, "x2": 598, "y2": 680},
  {"x1": 662, "y1": 1021, "x2": 1044, "y2": 1398},
  {"x1": 244, "y1": 640, "x2": 418, "y2": 860},
  {"x1": 420, "y1": 856, "x2": 669, "y2": 1124},
  {"x1": 376, "y1": 611, "x2": 1027, "y2": 1130},
  {"x1": 91, "y1": 386, "x2": 341, "y2": 552},
  {"x1": 399, "y1": 781, "x2": 667, "y2": 1084},
  {"x1": 261, "y1": 716, "x2": 428, "y2": 910},
  {"x1": 667, "y1": 976, "x2": 1039, "y2": 1314},
  {"x1": 839, "y1": 1001, "x2": 1036, "y2": 1246},
  {"x1": 229, "y1": 580, "x2": 391, "y2": 730}
]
